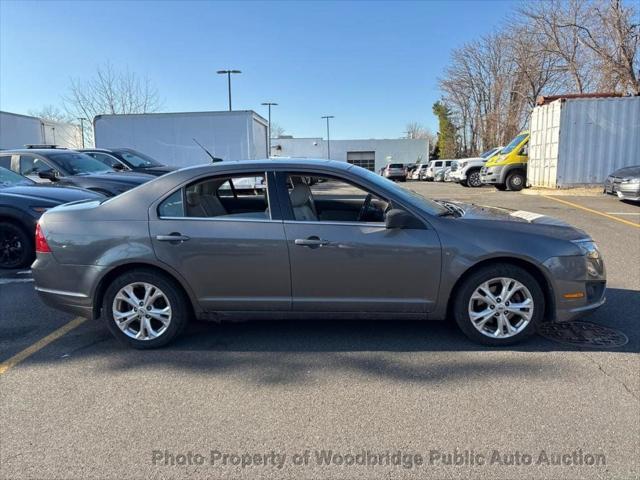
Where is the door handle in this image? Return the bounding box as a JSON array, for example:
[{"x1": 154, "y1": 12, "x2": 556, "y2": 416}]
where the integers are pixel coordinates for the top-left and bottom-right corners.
[
  {"x1": 156, "y1": 233, "x2": 191, "y2": 242},
  {"x1": 294, "y1": 236, "x2": 331, "y2": 247}
]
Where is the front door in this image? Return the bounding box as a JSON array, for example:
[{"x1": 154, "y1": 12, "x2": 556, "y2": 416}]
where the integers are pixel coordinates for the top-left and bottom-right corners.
[
  {"x1": 278, "y1": 172, "x2": 441, "y2": 314},
  {"x1": 149, "y1": 172, "x2": 291, "y2": 312}
]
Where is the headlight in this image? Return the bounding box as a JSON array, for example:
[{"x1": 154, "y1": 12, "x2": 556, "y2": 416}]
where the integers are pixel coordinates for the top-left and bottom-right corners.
[
  {"x1": 573, "y1": 239, "x2": 600, "y2": 260},
  {"x1": 458, "y1": 161, "x2": 466, "y2": 168}
]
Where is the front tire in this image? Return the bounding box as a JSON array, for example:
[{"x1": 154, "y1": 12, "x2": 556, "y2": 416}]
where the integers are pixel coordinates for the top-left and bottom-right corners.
[
  {"x1": 453, "y1": 264, "x2": 544, "y2": 346},
  {"x1": 467, "y1": 170, "x2": 483, "y2": 187},
  {"x1": 506, "y1": 171, "x2": 525, "y2": 191},
  {"x1": 494, "y1": 184, "x2": 508, "y2": 191},
  {"x1": 0, "y1": 222, "x2": 33, "y2": 269},
  {"x1": 103, "y1": 269, "x2": 190, "y2": 349}
]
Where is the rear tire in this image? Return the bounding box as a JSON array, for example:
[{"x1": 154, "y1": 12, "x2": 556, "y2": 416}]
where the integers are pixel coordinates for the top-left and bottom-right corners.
[
  {"x1": 506, "y1": 172, "x2": 525, "y2": 191},
  {"x1": 103, "y1": 269, "x2": 190, "y2": 349},
  {"x1": 452, "y1": 264, "x2": 544, "y2": 346},
  {"x1": 0, "y1": 221, "x2": 33, "y2": 269}
]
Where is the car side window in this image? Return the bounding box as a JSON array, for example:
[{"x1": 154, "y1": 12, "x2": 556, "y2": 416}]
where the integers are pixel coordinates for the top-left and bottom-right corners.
[
  {"x1": 0, "y1": 155, "x2": 11, "y2": 169},
  {"x1": 19, "y1": 155, "x2": 50, "y2": 175},
  {"x1": 284, "y1": 173, "x2": 389, "y2": 223},
  {"x1": 158, "y1": 190, "x2": 184, "y2": 217},
  {"x1": 161, "y1": 173, "x2": 270, "y2": 220},
  {"x1": 87, "y1": 152, "x2": 121, "y2": 168}
]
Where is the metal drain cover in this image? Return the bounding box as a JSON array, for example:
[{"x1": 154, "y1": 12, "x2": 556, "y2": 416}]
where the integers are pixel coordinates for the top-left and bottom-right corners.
[{"x1": 538, "y1": 321, "x2": 628, "y2": 348}]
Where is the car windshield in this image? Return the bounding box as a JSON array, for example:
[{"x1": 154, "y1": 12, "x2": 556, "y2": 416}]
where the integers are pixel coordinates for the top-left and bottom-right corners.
[
  {"x1": 357, "y1": 166, "x2": 448, "y2": 216},
  {"x1": 480, "y1": 147, "x2": 499, "y2": 158},
  {"x1": 46, "y1": 152, "x2": 113, "y2": 175},
  {"x1": 114, "y1": 149, "x2": 162, "y2": 167},
  {"x1": 501, "y1": 134, "x2": 528, "y2": 154},
  {"x1": 0, "y1": 166, "x2": 35, "y2": 187}
]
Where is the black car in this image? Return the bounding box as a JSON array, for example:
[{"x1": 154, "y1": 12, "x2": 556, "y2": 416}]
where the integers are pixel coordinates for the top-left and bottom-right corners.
[
  {"x1": 0, "y1": 167, "x2": 103, "y2": 268},
  {"x1": 0, "y1": 148, "x2": 154, "y2": 197},
  {"x1": 79, "y1": 148, "x2": 176, "y2": 176}
]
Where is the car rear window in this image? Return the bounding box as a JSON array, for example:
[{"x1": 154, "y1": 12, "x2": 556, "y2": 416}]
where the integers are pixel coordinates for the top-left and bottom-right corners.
[{"x1": 389, "y1": 164, "x2": 404, "y2": 168}]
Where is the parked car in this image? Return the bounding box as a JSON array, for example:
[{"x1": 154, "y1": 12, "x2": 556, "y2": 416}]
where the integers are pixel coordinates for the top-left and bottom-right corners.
[
  {"x1": 604, "y1": 165, "x2": 640, "y2": 202},
  {"x1": 80, "y1": 148, "x2": 176, "y2": 177},
  {"x1": 450, "y1": 147, "x2": 503, "y2": 187},
  {"x1": 382, "y1": 163, "x2": 407, "y2": 181},
  {"x1": 33, "y1": 159, "x2": 606, "y2": 349},
  {"x1": 424, "y1": 160, "x2": 453, "y2": 181},
  {"x1": 480, "y1": 132, "x2": 529, "y2": 191},
  {"x1": 434, "y1": 167, "x2": 447, "y2": 182},
  {"x1": 0, "y1": 167, "x2": 102, "y2": 268},
  {"x1": 0, "y1": 148, "x2": 155, "y2": 197},
  {"x1": 411, "y1": 164, "x2": 428, "y2": 180},
  {"x1": 443, "y1": 167, "x2": 454, "y2": 182}
]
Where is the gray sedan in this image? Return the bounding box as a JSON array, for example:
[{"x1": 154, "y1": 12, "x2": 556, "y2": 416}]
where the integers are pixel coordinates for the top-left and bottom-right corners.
[{"x1": 32, "y1": 159, "x2": 606, "y2": 348}]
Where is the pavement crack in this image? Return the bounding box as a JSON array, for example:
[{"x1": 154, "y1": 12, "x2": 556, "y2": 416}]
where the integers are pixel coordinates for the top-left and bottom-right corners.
[{"x1": 579, "y1": 351, "x2": 639, "y2": 402}]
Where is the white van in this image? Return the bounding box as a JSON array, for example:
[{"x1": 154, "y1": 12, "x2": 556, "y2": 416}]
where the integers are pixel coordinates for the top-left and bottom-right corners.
[{"x1": 424, "y1": 160, "x2": 453, "y2": 181}]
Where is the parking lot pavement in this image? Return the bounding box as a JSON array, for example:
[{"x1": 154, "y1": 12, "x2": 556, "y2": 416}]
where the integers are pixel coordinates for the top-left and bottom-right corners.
[{"x1": 1, "y1": 183, "x2": 638, "y2": 479}]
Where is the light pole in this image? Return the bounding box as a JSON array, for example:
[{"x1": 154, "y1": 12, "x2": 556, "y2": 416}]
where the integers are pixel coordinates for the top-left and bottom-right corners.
[
  {"x1": 261, "y1": 102, "x2": 278, "y2": 158},
  {"x1": 321, "y1": 115, "x2": 334, "y2": 159},
  {"x1": 77, "y1": 117, "x2": 88, "y2": 148},
  {"x1": 216, "y1": 69, "x2": 242, "y2": 111}
]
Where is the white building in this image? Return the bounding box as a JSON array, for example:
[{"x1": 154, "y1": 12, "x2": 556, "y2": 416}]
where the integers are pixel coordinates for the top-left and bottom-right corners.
[
  {"x1": 0, "y1": 111, "x2": 82, "y2": 149},
  {"x1": 271, "y1": 137, "x2": 429, "y2": 172}
]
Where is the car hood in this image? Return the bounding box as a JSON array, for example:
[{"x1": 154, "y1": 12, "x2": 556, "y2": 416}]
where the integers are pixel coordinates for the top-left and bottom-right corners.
[
  {"x1": 136, "y1": 165, "x2": 177, "y2": 176},
  {"x1": 0, "y1": 185, "x2": 103, "y2": 204},
  {"x1": 439, "y1": 200, "x2": 589, "y2": 241}
]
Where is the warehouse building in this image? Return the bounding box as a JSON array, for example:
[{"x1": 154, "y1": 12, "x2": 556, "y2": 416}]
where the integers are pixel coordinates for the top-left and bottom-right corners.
[{"x1": 271, "y1": 137, "x2": 429, "y2": 172}]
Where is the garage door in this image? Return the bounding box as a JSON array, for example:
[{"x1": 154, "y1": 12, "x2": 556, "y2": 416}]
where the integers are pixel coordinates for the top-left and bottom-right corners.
[{"x1": 347, "y1": 151, "x2": 375, "y2": 171}]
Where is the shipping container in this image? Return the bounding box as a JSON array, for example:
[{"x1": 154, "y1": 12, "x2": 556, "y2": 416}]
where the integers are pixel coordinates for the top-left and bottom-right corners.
[
  {"x1": 528, "y1": 96, "x2": 640, "y2": 188},
  {"x1": 94, "y1": 110, "x2": 269, "y2": 167}
]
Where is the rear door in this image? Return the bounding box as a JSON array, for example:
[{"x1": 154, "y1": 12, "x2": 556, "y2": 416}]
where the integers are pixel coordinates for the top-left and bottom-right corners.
[
  {"x1": 149, "y1": 171, "x2": 291, "y2": 312},
  {"x1": 276, "y1": 171, "x2": 441, "y2": 314}
]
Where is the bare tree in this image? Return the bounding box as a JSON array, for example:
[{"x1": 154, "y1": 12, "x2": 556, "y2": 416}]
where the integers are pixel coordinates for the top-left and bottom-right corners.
[
  {"x1": 28, "y1": 105, "x2": 73, "y2": 123},
  {"x1": 270, "y1": 122, "x2": 286, "y2": 138},
  {"x1": 63, "y1": 62, "x2": 162, "y2": 145}
]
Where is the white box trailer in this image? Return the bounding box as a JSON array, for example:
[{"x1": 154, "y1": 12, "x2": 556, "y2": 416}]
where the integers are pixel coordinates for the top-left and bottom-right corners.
[
  {"x1": 0, "y1": 111, "x2": 82, "y2": 149},
  {"x1": 94, "y1": 111, "x2": 269, "y2": 167},
  {"x1": 528, "y1": 96, "x2": 640, "y2": 188}
]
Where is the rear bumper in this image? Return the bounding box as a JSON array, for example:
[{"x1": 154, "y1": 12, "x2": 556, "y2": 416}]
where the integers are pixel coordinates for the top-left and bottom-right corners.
[{"x1": 32, "y1": 253, "x2": 103, "y2": 319}]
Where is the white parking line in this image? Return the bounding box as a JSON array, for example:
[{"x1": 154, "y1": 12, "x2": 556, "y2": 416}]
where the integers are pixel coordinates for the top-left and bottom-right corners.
[
  {"x1": 605, "y1": 212, "x2": 640, "y2": 215},
  {"x1": 0, "y1": 278, "x2": 34, "y2": 285}
]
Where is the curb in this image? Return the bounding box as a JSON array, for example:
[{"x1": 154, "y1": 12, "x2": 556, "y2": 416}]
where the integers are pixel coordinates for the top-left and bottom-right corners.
[{"x1": 521, "y1": 187, "x2": 605, "y2": 197}]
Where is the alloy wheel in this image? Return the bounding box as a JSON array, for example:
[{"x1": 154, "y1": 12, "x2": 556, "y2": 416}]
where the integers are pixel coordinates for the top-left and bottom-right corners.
[
  {"x1": 112, "y1": 282, "x2": 172, "y2": 340},
  {"x1": 468, "y1": 277, "x2": 534, "y2": 338},
  {"x1": 0, "y1": 229, "x2": 25, "y2": 268},
  {"x1": 468, "y1": 171, "x2": 482, "y2": 187}
]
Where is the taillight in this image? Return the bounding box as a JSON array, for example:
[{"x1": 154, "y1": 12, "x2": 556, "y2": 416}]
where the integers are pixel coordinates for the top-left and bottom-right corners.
[{"x1": 35, "y1": 223, "x2": 51, "y2": 253}]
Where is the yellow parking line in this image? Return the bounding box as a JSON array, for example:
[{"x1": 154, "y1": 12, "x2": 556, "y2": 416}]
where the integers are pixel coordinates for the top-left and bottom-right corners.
[
  {"x1": 0, "y1": 317, "x2": 86, "y2": 375},
  {"x1": 542, "y1": 195, "x2": 640, "y2": 228}
]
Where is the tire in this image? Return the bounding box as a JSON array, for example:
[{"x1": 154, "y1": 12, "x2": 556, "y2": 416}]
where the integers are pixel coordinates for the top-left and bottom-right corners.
[
  {"x1": 494, "y1": 184, "x2": 508, "y2": 191},
  {"x1": 467, "y1": 170, "x2": 483, "y2": 188},
  {"x1": 506, "y1": 171, "x2": 525, "y2": 191},
  {"x1": 103, "y1": 269, "x2": 190, "y2": 349},
  {"x1": 459, "y1": 180, "x2": 468, "y2": 187},
  {"x1": 0, "y1": 221, "x2": 33, "y2": 269},
  {"x1": 452, "y1": 263, "x2": 544, "y2": 346}
]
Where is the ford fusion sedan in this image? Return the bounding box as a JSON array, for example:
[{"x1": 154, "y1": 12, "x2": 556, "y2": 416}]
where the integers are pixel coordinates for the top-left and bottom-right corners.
[
  {"x1": 32, "y1": 159, "x2": 606, "y2": 348},
  {"x1": 0, "y1": 167, "x2": 102, "y2": 268},
  {"x1": 80, "y1": 148, "x2": 176, "y2": 177},
  {"x1": 604, "y1": 165, "x2": 640, "y2": 202},
  {"x1": 0, "y1": 148, "x2": 155, "y2": 197}
]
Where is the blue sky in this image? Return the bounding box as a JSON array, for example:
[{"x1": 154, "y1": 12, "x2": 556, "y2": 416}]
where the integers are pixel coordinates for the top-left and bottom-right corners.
[{"x1": 0, "y1": 0, "x2": 518, "y2": 139}]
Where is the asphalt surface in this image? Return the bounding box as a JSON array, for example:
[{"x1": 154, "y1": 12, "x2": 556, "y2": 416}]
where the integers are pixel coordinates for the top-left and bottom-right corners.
[{"x1": 1, "y1": 182, "x2": 638, "y2": 479}]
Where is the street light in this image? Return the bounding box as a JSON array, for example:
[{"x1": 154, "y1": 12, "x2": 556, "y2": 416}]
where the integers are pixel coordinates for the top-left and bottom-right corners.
[
  {"x1": 321, "y1": 115, "x2": 334, "y2": 159},
  {"x1": 261, "y1": 102, "x2": 278, "y2": 158},
  {"x1": 217, "y1": 69, "x2": 242, "y2": 111},
  {"x1": 77, "y1": 117, "x2": 88, "y2": 148}
]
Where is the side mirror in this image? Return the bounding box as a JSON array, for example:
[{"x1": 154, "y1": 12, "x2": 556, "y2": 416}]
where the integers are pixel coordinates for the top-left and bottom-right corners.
[
  {"x1": 385, "y1": 209, "x2": 424, "y2": 229},
  {"x1": 38, "y1": 170, "x2": 59, "y2": 182},
  {"x1": 112, "y1": 163, "x2": 126, "y2": 171}
]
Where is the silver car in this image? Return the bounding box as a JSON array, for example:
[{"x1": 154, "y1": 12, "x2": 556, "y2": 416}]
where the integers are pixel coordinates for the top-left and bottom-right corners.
[
  {"x1": 604, "y1": 165, "x2": 640, "y2": 202},
  {"x1": 32, "y1": 159, "x2": 606, "y2": 348}
]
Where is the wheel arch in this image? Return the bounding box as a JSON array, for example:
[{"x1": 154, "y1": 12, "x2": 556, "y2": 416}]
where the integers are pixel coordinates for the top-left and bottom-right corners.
[
  {"x1": 446, "y1": 256, "x2": 555, "y2": 322},
  {"x1": 92, "y1": 261, "x2": 200, "y2": 320}
]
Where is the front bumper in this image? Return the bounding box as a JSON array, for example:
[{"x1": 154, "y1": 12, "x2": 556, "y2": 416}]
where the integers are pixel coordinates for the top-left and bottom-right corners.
[
  {"x1": 480, "y1": 165, "x2": 505, "y2": 184},
  {"x1": 449, "y1": 170, "x2": 466, "y2": 182},
  {"x1": 617, "y1": 182, "x2": 640, "y2": 201}
]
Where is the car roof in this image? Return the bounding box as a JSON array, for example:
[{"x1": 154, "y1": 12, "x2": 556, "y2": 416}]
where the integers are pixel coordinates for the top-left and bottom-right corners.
[
  {"x1": 173, "y1": 158, "x2": 352, "y2": 175},
  {"x1": 0, "y1": 149, "x2": 77, "y2": 155}
]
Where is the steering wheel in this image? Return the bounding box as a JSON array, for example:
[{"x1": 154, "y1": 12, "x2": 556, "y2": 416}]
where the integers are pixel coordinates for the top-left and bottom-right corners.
[{"x1": 357, "y1": 193, "x2": 373, "y2": 222}]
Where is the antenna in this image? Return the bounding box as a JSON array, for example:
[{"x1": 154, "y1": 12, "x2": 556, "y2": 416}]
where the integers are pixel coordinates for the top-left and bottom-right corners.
[{"x1": 193, "y1": 138, "x2": 223, "y2": 163}]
